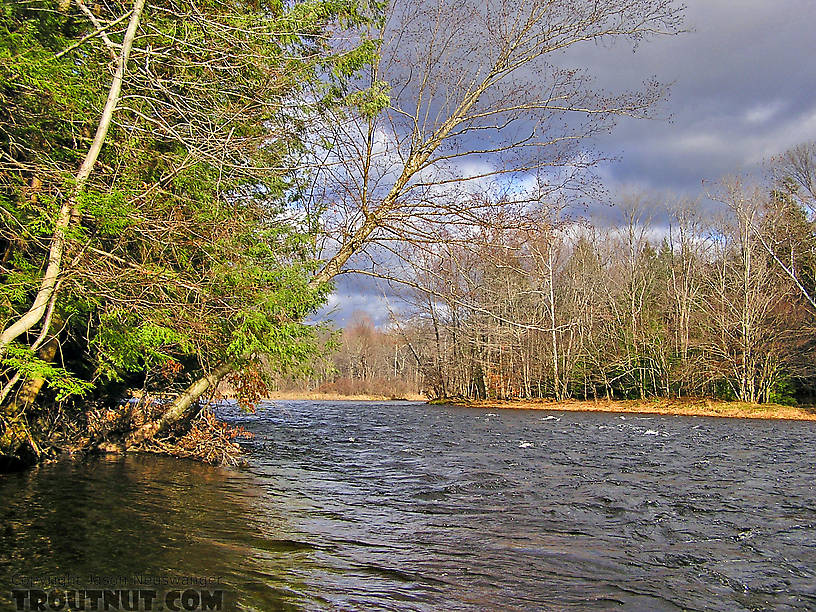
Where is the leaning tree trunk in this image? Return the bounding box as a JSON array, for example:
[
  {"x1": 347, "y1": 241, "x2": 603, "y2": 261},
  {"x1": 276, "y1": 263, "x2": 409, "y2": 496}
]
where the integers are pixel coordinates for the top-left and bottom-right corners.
[
  {"x1": 9, "y1": 333, "x2": 61, "y2": 410},
  {"x1": 97, "y1": 362, "x2": 233, "y2": 453},
  {"x1": 0, "y1": 0, "x2": 146, "y2": 355}
]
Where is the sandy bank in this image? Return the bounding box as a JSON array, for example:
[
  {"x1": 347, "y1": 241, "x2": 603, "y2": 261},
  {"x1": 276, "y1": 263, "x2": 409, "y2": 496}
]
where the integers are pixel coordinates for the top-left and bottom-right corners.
[
  {"x1": 429, "y1": 398, "x2": 816, "y2": 421},
  {"x1": 265, "y1": 391, "x2": 427, "y2": 402}
]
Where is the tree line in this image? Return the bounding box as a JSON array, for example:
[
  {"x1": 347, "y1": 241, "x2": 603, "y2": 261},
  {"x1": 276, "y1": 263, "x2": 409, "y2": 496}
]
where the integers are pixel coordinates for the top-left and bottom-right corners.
[
  {"x1": 305, "y1": 160, "x2": 816, "y2": 405},
  {"x1": 271, "y1": 312, "x2": 425, "y2": 398},
  {"x1": 1, "y1": 0, "x2": 686, "y2": 467}
]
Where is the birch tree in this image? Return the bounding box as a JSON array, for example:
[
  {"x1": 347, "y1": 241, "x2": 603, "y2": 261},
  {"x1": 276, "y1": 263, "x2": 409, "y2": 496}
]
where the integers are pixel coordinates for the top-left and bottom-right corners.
[
  {"x1": 1, "y1": 0, "x2": 374, "y2": 462},
  {"x1": 0, "y1": 0, "x2": 146, "y2": 354}
]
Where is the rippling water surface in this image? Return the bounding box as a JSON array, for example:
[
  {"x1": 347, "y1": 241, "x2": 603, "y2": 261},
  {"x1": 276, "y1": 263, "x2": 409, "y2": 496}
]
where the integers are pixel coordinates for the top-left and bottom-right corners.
[{"x1": 2, "y1": 400, "x2": 816, "y2": 611}]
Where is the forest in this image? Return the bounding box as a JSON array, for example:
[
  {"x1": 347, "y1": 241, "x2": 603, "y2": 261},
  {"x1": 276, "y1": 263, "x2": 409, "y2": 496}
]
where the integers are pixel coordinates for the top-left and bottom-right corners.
[
  {"x1": 288, "y1": 168, "x2": 816, "y2": 406},
  {"x1": 4, "y1": 0, "x2": 813, "y2": 470}
]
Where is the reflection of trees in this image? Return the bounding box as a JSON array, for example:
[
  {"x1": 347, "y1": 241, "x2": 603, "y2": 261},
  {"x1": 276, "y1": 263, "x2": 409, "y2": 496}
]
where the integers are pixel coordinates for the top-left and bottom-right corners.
[{"x1": 0, "y1": 455, "x2": 316, "y2": 609}]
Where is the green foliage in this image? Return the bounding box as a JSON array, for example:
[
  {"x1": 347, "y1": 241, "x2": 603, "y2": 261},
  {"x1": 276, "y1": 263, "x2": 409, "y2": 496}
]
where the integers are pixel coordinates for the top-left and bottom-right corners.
[
  {"x1": 0, "y1": 0, "x2": 381, "y2": 425},
  {"x1": 345, "y1": 79, "x2": 391, "y2": 118},
  {"x1": 76, "y1": 189, "x2": 136, "y2": 235},
  {"x1": 2, "y1": 344, "x2": 93, "y2": 401},
  {"x1": 0, "y1": 0, "x2": 106, "y2": 163},
  {"x1": 91, "y1": 313, "x2": 192, "y2": 381},
  {"x1": 767, "y1": 376, "x2": 797, "y2": 406},
  {"x1": 330, "y1": 38, "x2": 381, "y2": 79}
]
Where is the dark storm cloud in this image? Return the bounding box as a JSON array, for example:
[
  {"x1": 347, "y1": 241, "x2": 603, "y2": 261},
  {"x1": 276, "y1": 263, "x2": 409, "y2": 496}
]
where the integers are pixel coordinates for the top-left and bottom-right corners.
[{"x1": 579, "y1": 0, "x2": 816, "y2": 192}]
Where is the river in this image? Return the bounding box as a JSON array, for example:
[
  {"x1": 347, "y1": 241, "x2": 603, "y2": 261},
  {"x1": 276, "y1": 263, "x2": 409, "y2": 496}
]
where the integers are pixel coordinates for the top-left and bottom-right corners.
[{"x1": 1, "y1": 400, "x2": 815, "y2": 611}]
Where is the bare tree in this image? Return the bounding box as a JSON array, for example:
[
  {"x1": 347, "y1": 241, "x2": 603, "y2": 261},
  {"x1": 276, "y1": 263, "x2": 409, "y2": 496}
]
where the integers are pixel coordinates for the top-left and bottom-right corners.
[
  {"x1": 703, "y1": 182, "x2": 803, "y2": 403},
  {"x1": 752, "y1": 142, "x2": 816, "y2": 312},
  {"x1": 665, "y1": 199, "x2": 708, "y2": 395},
  {"x1": 772, "y1": 141, "x2": 816, "y2": 213},
  {"x1": 307, "y1": 0, "x2": 685, "y2": 286}
]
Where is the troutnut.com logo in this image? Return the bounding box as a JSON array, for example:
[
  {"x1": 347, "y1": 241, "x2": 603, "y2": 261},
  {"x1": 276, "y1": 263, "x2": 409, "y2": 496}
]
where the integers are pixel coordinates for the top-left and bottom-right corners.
[{"x1": 10, "y1": 588, "x2": 224, "y2": 611}]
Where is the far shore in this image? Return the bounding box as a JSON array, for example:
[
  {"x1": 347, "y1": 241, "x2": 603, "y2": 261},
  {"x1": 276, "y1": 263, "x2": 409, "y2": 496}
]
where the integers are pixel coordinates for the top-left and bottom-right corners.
[
  {"x1": 430, "y1": 397, "x2": 816, "y2": 421},
  {"x1": 264, "y1": 391, "x2": 427, "y2": 402},
  {"x1": 261, "y1": 393, "x2": 816, "y2": 420}
]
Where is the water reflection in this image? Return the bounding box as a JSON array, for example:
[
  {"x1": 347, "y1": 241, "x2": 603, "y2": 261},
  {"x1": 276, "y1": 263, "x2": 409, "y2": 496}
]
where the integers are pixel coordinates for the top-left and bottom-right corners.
[{"x1": 0, "y1": 454, "x2": 318, "y2": 611}]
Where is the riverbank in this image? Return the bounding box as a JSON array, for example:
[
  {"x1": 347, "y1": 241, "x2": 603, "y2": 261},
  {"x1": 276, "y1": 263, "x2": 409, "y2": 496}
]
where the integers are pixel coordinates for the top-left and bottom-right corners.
[
  {"x1": 266, "y1": 391, "x2": 427, "y2": 402},
  {"x1": 430, "y1": 397, "x2": 816, "y2": 421}
]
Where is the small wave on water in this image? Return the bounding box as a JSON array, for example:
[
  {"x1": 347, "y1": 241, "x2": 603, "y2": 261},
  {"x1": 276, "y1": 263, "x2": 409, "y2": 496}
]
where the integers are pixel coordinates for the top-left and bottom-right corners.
[{"x1": 1, "y1": 401, "x2": 815, "y2": 611}]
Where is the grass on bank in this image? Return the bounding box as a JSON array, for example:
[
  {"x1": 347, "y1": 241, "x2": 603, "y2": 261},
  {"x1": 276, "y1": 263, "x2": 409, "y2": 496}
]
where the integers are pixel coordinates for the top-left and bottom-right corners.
[
  {"x1": 245, "y1": 391, "x2": 816, "y2": 420},
  {"x1": 428, "y1": 397, "x2": 816, "y2": 421},
  {"x1": 265, "y1": 390, "x2": 427, "y2": 402}
]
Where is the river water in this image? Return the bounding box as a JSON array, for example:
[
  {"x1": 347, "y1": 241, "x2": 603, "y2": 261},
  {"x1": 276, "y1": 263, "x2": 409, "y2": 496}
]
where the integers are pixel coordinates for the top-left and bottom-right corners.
[{"x1": 1, "y1": 400, "x2": 815, "y2": 611}]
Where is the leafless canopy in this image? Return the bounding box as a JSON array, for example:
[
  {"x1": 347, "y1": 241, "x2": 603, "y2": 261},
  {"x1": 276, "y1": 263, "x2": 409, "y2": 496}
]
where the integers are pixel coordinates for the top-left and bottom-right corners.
[
  {"x1": 306, "y1": 0, "x2": 685, "y2": 284},
  {"x1": 772, "y1": 141, "x2": 816, "y2": 213}
]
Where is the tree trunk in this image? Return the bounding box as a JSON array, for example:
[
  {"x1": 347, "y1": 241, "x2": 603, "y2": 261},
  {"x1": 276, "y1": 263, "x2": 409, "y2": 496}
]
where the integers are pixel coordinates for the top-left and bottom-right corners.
[
  {"x1": 97, "y1": 362, "x2": 234, "y2": 453},
  {"x1": 10, "y1": 337, "x2": 61, "y2": 409},
  {"x1": 0, "y1": 0, "x2": 146, "y2": 354}
]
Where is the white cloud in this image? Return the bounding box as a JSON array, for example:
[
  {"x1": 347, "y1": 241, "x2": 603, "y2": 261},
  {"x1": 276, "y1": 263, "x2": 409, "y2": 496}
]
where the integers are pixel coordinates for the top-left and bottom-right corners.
[
  {"x1": 669, "y1": 132, "x2": 729, "y2": 156},
  {"x1": 743, "y1": 101, "x2": 786, "y2": 125}
]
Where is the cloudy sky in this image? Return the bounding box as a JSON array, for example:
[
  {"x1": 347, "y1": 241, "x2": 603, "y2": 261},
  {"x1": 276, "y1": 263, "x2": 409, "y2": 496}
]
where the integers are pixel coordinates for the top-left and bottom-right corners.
[
  {"x1": 589, "y1": 0, "x2": 816, "y2": 193},
  {"x1": 317, "y1": 0, "x2": 816, "y2": 328}
]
